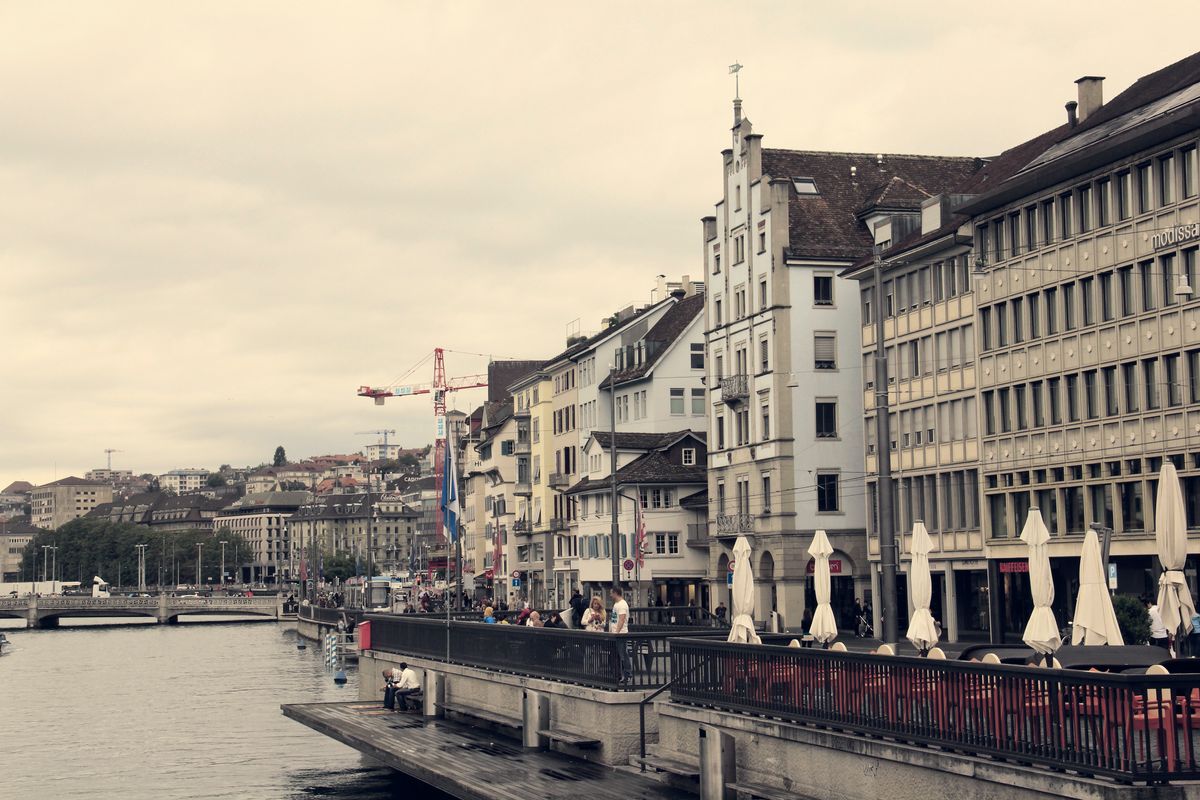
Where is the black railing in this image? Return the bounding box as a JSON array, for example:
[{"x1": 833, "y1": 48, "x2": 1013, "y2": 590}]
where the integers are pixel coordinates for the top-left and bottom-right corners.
[
  {"x1": 629, "y1": 606, "x2": 729, "y2": 630},
  {"x1": 366, "y1": 614, "x2": 721, "y2": 690},
  {"x1": 670, "y1": 639, "x2": 1200, "y2": 784},
  {"x1": 299, "y1": 605, "x2": 363, "y2": 628}
]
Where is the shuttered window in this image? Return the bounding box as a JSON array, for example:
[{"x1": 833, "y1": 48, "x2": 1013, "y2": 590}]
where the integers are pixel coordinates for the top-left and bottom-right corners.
[{"x1": 814, "y1": 333, "x2": 836, "y2": 370}]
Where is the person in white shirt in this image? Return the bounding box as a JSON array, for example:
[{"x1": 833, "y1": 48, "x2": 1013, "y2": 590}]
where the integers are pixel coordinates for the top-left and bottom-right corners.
[
  {"x1": 1147, "y1": 598, "x2": 1170, "y2": 650},
  {"x1": 609, "y1": 587, "x2": 632, "y2": 683},
  {"x1": 383, "y1": 662, "x2": 421, "y2": 711}
]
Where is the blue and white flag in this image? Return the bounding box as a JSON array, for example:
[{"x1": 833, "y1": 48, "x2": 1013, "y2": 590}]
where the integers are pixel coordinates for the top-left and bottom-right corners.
[{"x1": 441, "y1": 442, "x2": 460, "y2": 543}]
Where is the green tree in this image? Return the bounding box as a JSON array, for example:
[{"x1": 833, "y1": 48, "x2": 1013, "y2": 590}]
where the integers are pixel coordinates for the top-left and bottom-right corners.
[
  {"x1": 273, "y1": 446, "x2": 287, "y2": 466},
  {"x1": 1113, "y1": 593, "x2": 1151, "y2": 645},
  {"x1": 322, "y1": 553, "x2": 357, "y2": 582},
  {"x1": 206, "y1": 474, "x2": 226, "y2": 487}
]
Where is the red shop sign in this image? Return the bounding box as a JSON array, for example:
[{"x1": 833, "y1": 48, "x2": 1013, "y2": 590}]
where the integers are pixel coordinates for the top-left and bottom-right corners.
[
  {"x1": 999, "y1": 561, "x2": 1029, "y2": 574},
  {"x1": 806, "y1": 559, "x2": 843, "y2": 575}
]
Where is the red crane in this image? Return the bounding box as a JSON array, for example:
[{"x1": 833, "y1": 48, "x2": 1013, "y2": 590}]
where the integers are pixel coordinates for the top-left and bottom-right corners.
[{"x1": 358, "y1": 348, "x2": 487, "y2": 577}]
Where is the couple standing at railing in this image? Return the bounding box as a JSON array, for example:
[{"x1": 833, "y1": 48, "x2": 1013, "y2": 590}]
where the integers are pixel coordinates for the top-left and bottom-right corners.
[{"x1": 577, "y1": 588, "x2": 633, "y2": 683}]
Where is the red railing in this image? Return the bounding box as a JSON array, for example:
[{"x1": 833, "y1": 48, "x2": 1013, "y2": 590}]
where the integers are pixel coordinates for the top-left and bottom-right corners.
[{"x1": 669, "y1": 639, "x2": 1200, "y2": 784}]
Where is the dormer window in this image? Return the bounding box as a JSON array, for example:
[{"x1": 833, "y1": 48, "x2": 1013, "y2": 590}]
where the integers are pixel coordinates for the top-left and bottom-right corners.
[{"x1": 792, "y1": 177, "x2": 819, "y2": 195}]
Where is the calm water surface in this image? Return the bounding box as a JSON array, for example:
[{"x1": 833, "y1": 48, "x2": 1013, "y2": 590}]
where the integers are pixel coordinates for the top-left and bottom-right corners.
[{"x1": 0, "y1": 618, "x2": 448, "y2": 799}]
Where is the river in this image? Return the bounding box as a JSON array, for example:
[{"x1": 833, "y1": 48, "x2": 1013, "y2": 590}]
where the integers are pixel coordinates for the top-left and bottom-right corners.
[{"x1": 0, "y1": 617, "x2": 449, "y2": 799}]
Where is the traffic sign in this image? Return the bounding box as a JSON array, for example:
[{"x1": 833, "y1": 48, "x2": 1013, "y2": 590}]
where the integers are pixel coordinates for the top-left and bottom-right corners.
[
  {"x1": 727, "y1": 572, "x2": 734, "y2": 586},
  {"x1": 511, "y1": 578, "x2": 522, "y2": 588},
  {"x1": 511, "y1": 570, "x2": 521, "y2": 578},
  {"x1": 728, "y1": 560, "x2": 736, "y2": 571},
  {"x1": 623, "y1": 559, "x2": 635, "y2": 571}
]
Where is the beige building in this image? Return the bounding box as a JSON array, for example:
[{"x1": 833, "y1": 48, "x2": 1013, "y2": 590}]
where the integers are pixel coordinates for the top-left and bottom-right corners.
[
  {"x1": 158, "y1": 468, "x2": 209, "y2": 494},
  {"x1": 0, "y1": 518, "x2": 42, "y2": 581},
  {"x1": 960, "y1": 60, "x2": 1200, "y2": 639},
  {"x1": 212, "y1": 491, "x2": 309, "y2": 582},
  {"x1": 31, "y1": 477, "x2": 114, "y2": 530}
]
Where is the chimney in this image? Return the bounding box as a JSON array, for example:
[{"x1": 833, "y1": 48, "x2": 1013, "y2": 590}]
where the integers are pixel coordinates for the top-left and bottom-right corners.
[
  {"x1": 1065, "y1": 100, "x2": 1078, "y2": 128},
  {"x1": 1074, "y1": 76, "x2": 1105, "y2": 123},
  {"x1": 681, "y1": 274, "x2": 694, "y2": 297}
]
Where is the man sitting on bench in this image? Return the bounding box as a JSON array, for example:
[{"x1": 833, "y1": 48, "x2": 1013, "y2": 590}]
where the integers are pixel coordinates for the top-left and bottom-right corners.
[{"x1": 382, "y1": 662, "x2": 421, "y2": 711}]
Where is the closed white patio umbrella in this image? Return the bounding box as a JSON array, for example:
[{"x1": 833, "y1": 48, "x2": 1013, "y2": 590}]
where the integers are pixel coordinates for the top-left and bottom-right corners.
[
  {"x1": 905, "y1": 521, "x2": 939, "y2": 654},
  {"x1": 727, "y1": 535, "x2": 761, "y2": 645},
  {"x1": 1071, "y1": 528, "x2": 1124, "y2": 646},
  {"x1": 1156, "y1": 462, "x2": 1195, "y2": 644},
  {"x1": 808, "y1": 529, "x2": 839, "y2": 647},
  {"x1": 1021, "y1": 507, "x2": 1062, "y2": 662}
]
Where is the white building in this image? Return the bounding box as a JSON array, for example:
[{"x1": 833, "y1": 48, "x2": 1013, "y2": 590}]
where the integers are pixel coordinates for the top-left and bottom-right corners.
[
  {"x1": 702, "y1": 99, "x2": 981, "y2": 627},
  {"x1": 158, "y1": 468, "x2": 209, "y2": 494},
  {"x1": 212, "y1": 491, "x2": 309, "y2": 583}
]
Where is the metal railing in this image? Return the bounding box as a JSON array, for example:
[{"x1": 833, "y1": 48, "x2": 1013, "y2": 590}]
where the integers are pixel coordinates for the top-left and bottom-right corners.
[
  {"x1": 629, "y1": 606, "x2": 729, "y2": 630},
  {"x1": 365, "y1": 614, "x2": 723, "y2": 691},
  {"x1": 715, "y1": 513, "x2": 754, "y2": 534},
  {"x1": 549, "y1": 516, "x2": 568, "y2": 531},
  {"x1": 719, "y1": 374, "x2": 749, "y2": 403},
  {"x1": 669, "y1": 639, "x2": 1200, "y2": 784},
  {"x1": 299, "y1": 605, "x2": 363, "y2": 628}
]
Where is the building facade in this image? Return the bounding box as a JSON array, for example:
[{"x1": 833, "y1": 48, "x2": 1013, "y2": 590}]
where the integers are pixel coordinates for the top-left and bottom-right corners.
[
  {"x1": 212, "y1": 491, "x2": 310, "y2": 583},
  {"x1": 31, "y1": 477, "x2": 114, "y2": 530},
  {"x1": 158, "y1": 468, "x2": 209, "y2": 494}
]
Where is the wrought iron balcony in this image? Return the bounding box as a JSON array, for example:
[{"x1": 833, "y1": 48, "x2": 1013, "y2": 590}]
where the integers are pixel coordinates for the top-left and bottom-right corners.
[
  {"x1": 549, "y1": 517, "x2": 568, "y2": 532},
  {"x1": 715, "y1": 513, "x2": 754, "y2": 535},
  {"x1": 512, "y1": 519, "x2": 531, "y2": 534},
  {"x1": 719, "y1": 374, "x2": 749, "y2": 404}
]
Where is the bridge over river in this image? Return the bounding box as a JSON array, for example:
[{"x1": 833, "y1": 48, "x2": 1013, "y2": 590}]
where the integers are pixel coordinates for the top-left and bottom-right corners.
[{"x1": 0, "y1": 595, "x2": 284, "y2": 628}]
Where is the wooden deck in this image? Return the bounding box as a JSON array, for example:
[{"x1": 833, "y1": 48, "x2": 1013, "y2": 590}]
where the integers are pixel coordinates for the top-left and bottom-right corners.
[{"x1": 282, "y1": 701, "x2": 696, "y2": 800}]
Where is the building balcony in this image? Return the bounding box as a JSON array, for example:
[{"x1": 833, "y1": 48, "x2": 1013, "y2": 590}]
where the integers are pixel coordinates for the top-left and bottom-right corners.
[
  {"x1": 514, "y1": 439, "x2": 531, "y2": 456},
  {"x1": 549, "y1": 517, "x2": 568, "y2": 532},
  {"x1": 512, "y1": 519, "x2": 531, "y2": 535},
  {"x1": 513, "y1": 406, "x2": 530, "y2": 419},
  {"x1": 719, "y1": 374, "x2": 749, "y2": 404},
  {"x1": 514, "y1": 480, "x2": 532, "y2": 497},
  {"x1": 715, "y1": 513, "x2": 754, "y2": 535},
  {"x1": 548, "y1": 472, "x2": 569, "y2": 489}
]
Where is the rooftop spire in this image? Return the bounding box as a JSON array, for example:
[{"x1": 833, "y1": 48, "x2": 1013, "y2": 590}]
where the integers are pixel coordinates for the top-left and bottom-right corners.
[{"x1": 729, "y1": 62, "x2": 743, "y2": 125}]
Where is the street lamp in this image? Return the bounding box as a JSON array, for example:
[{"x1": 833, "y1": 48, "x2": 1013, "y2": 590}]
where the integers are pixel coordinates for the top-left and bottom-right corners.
[
  {"x1": 219, "y1": 540, "x2": 228, "y2": 587},
  {"x1": 196, "y1": 542, "x2": 204, "y2": 588},
  {"x1": 608, "y1": 363, "x2": 621, "y2": 591},
  {"x1": 872, "y1": 248, "x2": 899, "y2": 648},
  {"x1": 135, "y1": 544, "x2": 148, "y2": 592}
]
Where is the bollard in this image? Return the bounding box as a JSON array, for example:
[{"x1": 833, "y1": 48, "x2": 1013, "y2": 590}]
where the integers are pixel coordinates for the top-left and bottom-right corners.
[
  {"x1": 521, "y1": 689, "x2": 549, "y2": 750},
  {"x1": 698, "y1": 725, "x2": 736, "y2": 800},
  {"x1": 422, "y1": 670, "x2": 445, "y2": 718}
]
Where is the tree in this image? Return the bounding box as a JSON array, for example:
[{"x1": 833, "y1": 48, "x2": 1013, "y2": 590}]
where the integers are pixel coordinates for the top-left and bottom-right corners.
[
  {"x1": 273, "y1": 446, "x2": 287, "y2": 467},
  {"x1": 322, "y1": 553, "x2": 357, "y2": 582},
  {"x1": 1113, "y1": 594, "x2": 1151, "y2": 645},
  {"x1": 206, "y1": 474, "x2": 226, "y2": 487}
]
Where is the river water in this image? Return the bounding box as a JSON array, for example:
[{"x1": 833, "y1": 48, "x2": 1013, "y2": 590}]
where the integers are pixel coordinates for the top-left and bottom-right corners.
[{"x1": 0, "y1": 617, "x2": 448, "y2": 799}]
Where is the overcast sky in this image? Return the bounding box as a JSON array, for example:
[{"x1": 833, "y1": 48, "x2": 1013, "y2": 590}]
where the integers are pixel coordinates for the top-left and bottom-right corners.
[{"x1": 2, "y1": 1, "x2": 1196, "y2": 486}]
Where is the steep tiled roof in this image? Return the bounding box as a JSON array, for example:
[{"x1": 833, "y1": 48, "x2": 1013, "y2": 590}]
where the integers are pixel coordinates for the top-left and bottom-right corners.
[
  {"x1": 566, "y1": 452, "x2": 706, "y2": 494},
  {"x1": 590, "y1": 431, "x2": 688, "y2": 451},
  {"x1": 1076, "y1": 51, "x2": 1200, "y2": 134},
  {"x1": 601, "y1": 292, "x2": 705, "y2": 388},
  {"x1": 679, "y1": 489, "x2": 708, "y2": 511},
  {"x1": 37, "y1": 476, "x2": 105, "y2": 488},
  {"x1": 760, "y1": 150, "x2": 982, "y2": 261},
  {"x1": 487, "y1": 360, "x2": 544, "y2": 402}
]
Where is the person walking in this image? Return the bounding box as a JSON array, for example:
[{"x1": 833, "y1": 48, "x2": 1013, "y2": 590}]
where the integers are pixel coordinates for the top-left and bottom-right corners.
[
  {"x1": 569, "y1": 589, "x2": 585, "y2": 628},
  {"x1": 609, "y1": 587, "x2": 632, "y2": 683}
]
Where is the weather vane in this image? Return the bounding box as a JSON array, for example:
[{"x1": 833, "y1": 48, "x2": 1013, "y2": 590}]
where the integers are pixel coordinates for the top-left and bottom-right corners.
[{"x1": 729, "y1": 62, "x2": 743, "y2": 99}]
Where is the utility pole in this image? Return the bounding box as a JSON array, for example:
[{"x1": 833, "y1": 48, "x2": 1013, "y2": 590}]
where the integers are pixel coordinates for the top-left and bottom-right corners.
[
  {"x1": 136, "y1": 544, "x2": 148, "y2": 591},
  {"x1": 609, "y1": 365, "x2": 621, "y2": 590},
  {"x1": 218, "y1": 540, "x2": 228, "y2": 587},
  {"x1": 196, "y1": 542, "x2": 204, "y2": 588},
  {"x1": 873, "y1": 250, "x2": 898, "y2": 648},
  {"x1": 41, "y1": 545, "x2": 51, "y2": 584}
]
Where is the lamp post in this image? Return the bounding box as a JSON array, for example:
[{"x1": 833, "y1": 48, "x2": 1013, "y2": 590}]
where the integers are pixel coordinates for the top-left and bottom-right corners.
[
  {"x1": 41, "y1": 545, "x2": 51, "y2": 584},
  {"x1": 218, "y1": 540, "x2": 228, "y2": 587},
  {"x1": 609, "y1": 364, "x2": 621, "y2": 591},
  {"x1": 196, "y1": 542, "x2": 204, "y2": 588},
  {"x1": 135, "y1": 544, "x2": 148, "y2": 592},
  {"x1": 872, "y1": 249, "x2": 899, "y2": 649}
]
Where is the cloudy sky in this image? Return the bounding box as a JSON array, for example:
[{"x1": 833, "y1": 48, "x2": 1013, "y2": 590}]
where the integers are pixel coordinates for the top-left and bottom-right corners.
[{"x1": 2, "y1": 1, "x2": 1196, "y2": 486}]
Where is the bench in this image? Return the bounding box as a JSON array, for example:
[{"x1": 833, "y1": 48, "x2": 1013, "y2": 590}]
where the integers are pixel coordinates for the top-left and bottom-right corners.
[
  {"x1": 729, "y1": 780, "x2": 813, "y2": 800},
  {"x1": 636, "y1": 754, "x2": 700, "y2": 779},
  {"x1": 440, "y1": 702, "x2": 523, "y2": 731},
  {"x1": 537, "y1": 728, "x2": 601, "y2": 747}
]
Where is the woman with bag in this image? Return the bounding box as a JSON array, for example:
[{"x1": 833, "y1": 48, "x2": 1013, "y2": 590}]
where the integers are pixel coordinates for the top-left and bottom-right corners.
[{"x1": 581, "y1": 595, "x2": 606, "y2": 632}]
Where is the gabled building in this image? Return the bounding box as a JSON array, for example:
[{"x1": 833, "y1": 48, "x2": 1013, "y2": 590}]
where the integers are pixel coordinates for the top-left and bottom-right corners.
[
  {"x1": 31, "y1": 476, "x2": 114, "y2": 530},
  {"x1": 567, "y1": 430, "x2": 709, "y2": 604},
  {"x1": 702, "y1": 99, "x2": 983, "y2": 628}
]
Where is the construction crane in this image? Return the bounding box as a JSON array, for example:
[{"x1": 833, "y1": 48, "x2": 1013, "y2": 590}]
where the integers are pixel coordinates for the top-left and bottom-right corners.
[
  {"x1": 358, "y1": 348, "x2": 487, "y2": 550},
  {"x1": 355, "y1": 429, "x2": 397, "y2": 457},
  {"x1": 104, "y1": 448, "x2": 122, "y2": 471}
]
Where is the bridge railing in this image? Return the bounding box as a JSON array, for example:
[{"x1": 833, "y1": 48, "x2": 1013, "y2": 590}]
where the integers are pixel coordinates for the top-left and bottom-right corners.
[
  {"x1": 669, "y1": 638, "x2": 1200, "y2": 785},
  {"x1": 365, "y1": 613, "x2": 727, "y2": 691},
  {"x1": 38, "y1": 597, "x2": 159, "y2": 609},
  {"x1": 170, "y1": 597, "x2": 278, "y2": 609}
]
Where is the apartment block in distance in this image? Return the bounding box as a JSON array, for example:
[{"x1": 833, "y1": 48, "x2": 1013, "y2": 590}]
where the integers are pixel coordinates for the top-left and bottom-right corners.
[{"x1": 31, "y1": 476, "x2": 114, "y2": 530}]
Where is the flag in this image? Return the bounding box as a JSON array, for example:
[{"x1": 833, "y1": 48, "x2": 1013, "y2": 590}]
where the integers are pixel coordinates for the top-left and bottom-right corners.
[
  {"x1": 635, "y1": 494, "x2": 647, "y2": 568},
  {"x1": 728, "y1": 62, "x2": 742, "y2": 74},
  {"x1": 441, "y1": 442, "x2": 460, "y2": 544}
]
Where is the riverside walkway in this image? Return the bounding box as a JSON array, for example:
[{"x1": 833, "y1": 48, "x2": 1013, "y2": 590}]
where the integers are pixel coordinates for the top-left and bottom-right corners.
[
  {"x1": 282, "y1": 701, "x2": 695, "y2": 800},
  {"x1": 0, "y1": 594, "x2": 283, "y2": 627}
]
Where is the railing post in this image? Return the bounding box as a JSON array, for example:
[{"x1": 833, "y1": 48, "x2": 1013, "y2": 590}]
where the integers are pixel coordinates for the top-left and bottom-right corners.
[{"x1": 698, "y1": 725, "x2": 736, "y2": 800}]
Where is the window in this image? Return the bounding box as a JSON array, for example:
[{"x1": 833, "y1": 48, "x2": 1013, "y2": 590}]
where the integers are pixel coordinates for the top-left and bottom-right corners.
[
  {"x1": 816, "y1": 473, "x2": 839, "y2": 512},
  {"x1": 759, "y1": 279, "x2": 767, "y2": 308},
  {"x1": 1080, "y1": 276, "x2": 1095, "y2": 325},
  {"x1": 1099, "y1": 271, "x2": 1114, "y2": 321},
  {"x1": 716, "y1": 415, "x2": 725, "y2": 449},
  {"x1": 1097, "y1": 179, "x2": 1111, "y2": 227},
  {"x1": 713, "y1": 251, "x2": 721, "y2": 274},
  {"x1": 1184, "y1": 146, "x2": 1198, "y2": 199},
  {"x1": 1159, "y1": 154, "x2": 1175, "y2": 206},
  {"x1": 1024, "y1": 206, "x2": 1038, "y2": 251},
  {"x1": 690, "y1": 388, "x2": 705, "y2": 415},
  {"x1": 758, "y1": 231, "x2": 766, "y2": 253},
  {"x1": 1140, "y1": 260, "x2": 1156, "y2": 311},
  {"x1": 1045, "y1": 286, "x2": 1058, "y2": 334},
  {"x1": 1118, "y1": 266, "x2": 1134, "y2": 316},
  {"x1": 1165, "y1": 354, "x2": 1182, "y2": 407},
  {"x1": 1027, "y1": 293, "x2": 1041, "y2": 338},
  {"x1": 1011, "y1": 297, "x2": 1024, "y2": 343},
  {"x1": 998, "y1": 387, "x2": 1012, "y2": 432},
  {"x1": 996, "y1": 300, "x2": 1008, "y2": 346},
  {"x1": 1041, "y1": 198, "x2": 1055, "y2": 243},
  {"x1": 761, "y1": 473, "x2": 772, "y2": 513},
  {"x1": 1065, "y1": 374, "x2": 1080, "y2": 422},
  {"x1": 1059, "y1": 193, "x2": 1073, "y2": 238},
  {"x1": 1162, "y1": 253, "x2": 1178, "y2": 307},
  {"x1": 690, "y1": 343, "x2": 704, "y2": 369},
  {"x1": 979, "y1": 307, "x2": 993, "y2": 350},
  {"x1": 759, "y1": 338, "x2": 769, "y2": 371},
  {"x1": 761, "y1": 401, "x2": 770, "y2": 440},
  {"x1": 815, "y1": 400, "x2": 837, "y2": 439},
  {"x1": 1031, "y1": 381, "x2": 1045, "y2": 427},
  {"x1": 734, "y1": 235, "x2": 745, "y2": 263},
  {"x1": 814, "y1": 333, "x2": 836, "y2": 370},
  {"x1": 1015, "y1": 384, "x2": 1028, "y2": 429},
  {"x1": 1144, "y1": 359, "x2": 1160, "y2": 410},
  {"x1": 1078, "y1": 185, "x2": 1092, "y2": 233},
  {"x1": 714, "y1": 299, "x2": 722, "y2": 325},
  {"x1": 1009, "y1": 214, "x2": 1022, "y2": 257},
  {"x1": 793, "y1": 178, "x2": 818, "y2": 194},
  {"x1": 682, "y1": 448, "x2": 696, "y2": 466},
  {"x1": 669, "y1": 388, "x2": 684, "y2": 415},
  {"x1": 1137, "y1": 162, "x2": 1153, "y2": 213},
  {"x1": 1123, "y1": 362, "x2": 1139, "y2": 412},
  {"x1": 1083, "y1": 370, "x2": 1098, "y2": 419},
  {"x1": 1048, "y1": 377, "x2": 1062, "y2": 425},
  {"x1": 1103, "y1": 365, "x2": 1119, "y2": 415},
  {"x1": 1062, "y1": 282, "x2": 1076, "y2": 330},
  {"x1": 813, "y1": 275, "x2": 833, "y2": 306},
  {"x1": 1116, "y1": 170, "x2": 1132, "y2": 220}
]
